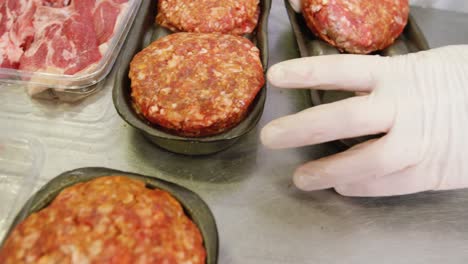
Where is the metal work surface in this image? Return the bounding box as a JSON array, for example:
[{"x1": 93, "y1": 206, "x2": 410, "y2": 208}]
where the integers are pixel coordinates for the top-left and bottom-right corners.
[{"x1": 1, "y1": 1, "x2": 468, "y2": 263}]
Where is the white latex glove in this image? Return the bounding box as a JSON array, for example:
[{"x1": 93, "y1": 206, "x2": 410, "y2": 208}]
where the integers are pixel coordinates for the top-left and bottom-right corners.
[
  {"x1": 289, "y1": 0, "x2": 301, "y2": 13},
  {"x1": 289, "y1": 0, "x2": 468, "y2": 13},
  {"x1": 261, "y1": 45, "x2": 468, "y2": 197}
]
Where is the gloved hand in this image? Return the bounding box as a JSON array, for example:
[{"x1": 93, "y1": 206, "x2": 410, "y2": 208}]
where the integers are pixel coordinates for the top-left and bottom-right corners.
[
  {"x1": 288, "y1": 0, "x2": 301, "y2": 13},
  {"x1": 261, "y1": 45, "x2": 468, "y2": 196}
]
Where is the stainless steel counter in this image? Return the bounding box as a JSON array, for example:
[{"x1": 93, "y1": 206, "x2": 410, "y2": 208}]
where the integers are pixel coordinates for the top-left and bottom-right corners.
[{"x1": 2, "y1": 1, "x2": 468, "y2": 263}]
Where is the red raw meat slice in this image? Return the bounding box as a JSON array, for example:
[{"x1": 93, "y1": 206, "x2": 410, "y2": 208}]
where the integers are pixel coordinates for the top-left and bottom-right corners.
[
  {"x1": 2, "y1": 0, "x2": 130, "y2": 77},
  {"x1": 20, "y1": 0, "x2": 102, "y2": 75},
  {"x1": 93, "y1": 0, "x2": 129, "y2": 45},
  {"x1": 0, "y1": 0, "x2": 36, "y2": 69},
  {"x1": 0, "y1": 0, "x2": 8, "y2": 38},
  {"x1": 0, "y1": 1, "x2": 15, "y2": 68},
  {"x1": 41, "y1": 0, "x2": 70, "y2": 8},
  {"x1": 11, "y1": 1, "x2": 36, "y2": 51}
]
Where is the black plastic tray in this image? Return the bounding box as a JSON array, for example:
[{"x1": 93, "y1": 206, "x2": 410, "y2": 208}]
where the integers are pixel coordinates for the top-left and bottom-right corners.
[
  {"x1": 113, "y1": 0, "x2": 271, "y2": 155},
  {"x1": 0, "y1": 167, "x2": 219, "y2": 264},
  {"x1": 285, "y1": 0, "x2": 430, "y2": 148}
]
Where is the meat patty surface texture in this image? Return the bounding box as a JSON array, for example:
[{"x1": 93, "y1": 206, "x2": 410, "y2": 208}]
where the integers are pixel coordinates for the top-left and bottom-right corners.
[
  {"x1": 129, "y1": 33, "x2": 265, "y2": 137},
  {"x1": 0, "y1": 176, "x2": 206, "y2": 264},
  {"x1": 156, "y1": 0, "x2": 260, "y2": 35},
  {"x1": 302, "y1": 0, "x2": 409, "y2": 54}
]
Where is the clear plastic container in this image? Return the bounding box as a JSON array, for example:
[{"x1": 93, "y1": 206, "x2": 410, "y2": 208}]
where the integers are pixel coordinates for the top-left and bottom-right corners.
[
  {"x1": 0, "y1": 135, "x2": 44, "y2": 241},
  {"x1": 0, "y1": 0, "x2": 142, "y2": 102}
]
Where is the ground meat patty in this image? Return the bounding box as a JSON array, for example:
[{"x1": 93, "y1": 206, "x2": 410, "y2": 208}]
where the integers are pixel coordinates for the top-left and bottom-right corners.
[
  {"x1": 156, "y1": 0, "x2": 260, "y2": 35},
  {"x1": 0, "y1": 176, "x2": 206, "y2": 264},
  {"x1": 129, "y1": 33, "x2": 265, "y2": 137},
  {"x1": 302, "y1": 0, "x2": 409, "y2": 54}
]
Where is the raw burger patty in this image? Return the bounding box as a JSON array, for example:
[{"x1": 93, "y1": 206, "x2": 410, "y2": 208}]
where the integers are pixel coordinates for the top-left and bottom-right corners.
[
  {"x1": 0, "y1": 176, "x2": 206, "y2": 264},
  {"x1": 129, "y1": 33, "x2": 265, "y2": 137},
  {"x1": 156, "y1": 0, "x2": 260, "y2": 35},
  {"x1": 302, "y1": 0, "x2": 409, "y2": 54}
]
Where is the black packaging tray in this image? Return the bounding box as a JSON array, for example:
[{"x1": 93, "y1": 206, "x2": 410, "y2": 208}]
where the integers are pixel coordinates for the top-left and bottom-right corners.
[
  {"x1": 0, "y1": 167, "x2": 219, "y2": 264},
  {"x1": 285, "y1": 0, "x2": 430, "y2": 148},
  {"x1": 113, "y1": 0, "x2": 271, "y2": 155}
]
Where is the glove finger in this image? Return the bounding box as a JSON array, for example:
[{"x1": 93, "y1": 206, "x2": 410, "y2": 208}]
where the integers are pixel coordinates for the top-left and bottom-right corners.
[
  {"x1": 267, "y1": 54, "x2": 386, "y2": 92},
  {"x1": 292, "y1": 136, "x2": 418, "y2": 191},
  {"x1": 334, "y1": 167, "x2": 432, "y2": 197},
  {"x1": 335, "y1": 160, "x2": 468, "y2": 197},
  {"x1": 261, "y1": 95, "x2": 393, "y2": 149},
  {"x1": 289, "y1": 0, "x2": 301, "y2": 12}
]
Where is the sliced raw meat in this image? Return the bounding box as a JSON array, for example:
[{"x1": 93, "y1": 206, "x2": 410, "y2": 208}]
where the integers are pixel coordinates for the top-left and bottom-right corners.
[
  {"x1": 0, "y1": 0, "x2": 36, "y2": 68},
  {"x1": 93, "y1": 0, "x2": 129, "y2": 45},
  {"x1": 20, "y1": 0, "x2": 103, "y2": 75},
  {"x1": 41, "y1": 0, "x2": 70, "y2": 8},
  {"x1": 1, "y1": 0, "x2": 130, "y2": 76},
  {"x1": 10, "y1": 0, "x2": 36, "y2": 51}
]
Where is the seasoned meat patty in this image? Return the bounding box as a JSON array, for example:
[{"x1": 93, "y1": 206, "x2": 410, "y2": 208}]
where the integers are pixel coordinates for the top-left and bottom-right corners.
[
  {"x1": 302, "y1": 0, "x2": 409, "y2": 54},
  {"x1": 0, "y1": 176, "x2": 206, "y2": 264},
  {"x1": 156, "y1": 0, "x2": 260, "y2": 35},
  {"x1": 129, "y1": 33, "x2": 265, "y2": 137}
]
